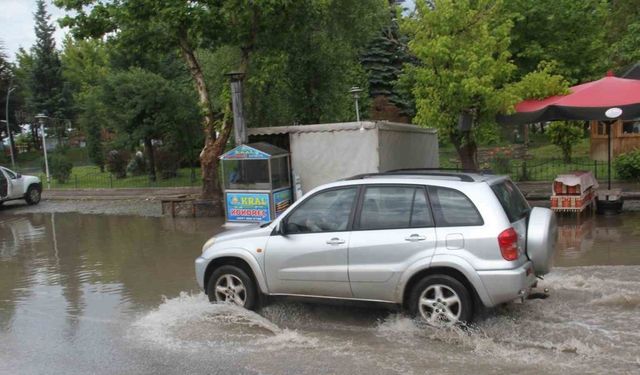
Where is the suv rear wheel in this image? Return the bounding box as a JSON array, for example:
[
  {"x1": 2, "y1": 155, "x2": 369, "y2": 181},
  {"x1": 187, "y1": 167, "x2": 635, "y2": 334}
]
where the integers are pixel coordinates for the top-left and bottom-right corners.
[
  {"x1": 207, "y1": 265, "x2": 258, "y2": 310},
  {"x1": 409, "y1": 274, "x2": 472, "y2": 326}
]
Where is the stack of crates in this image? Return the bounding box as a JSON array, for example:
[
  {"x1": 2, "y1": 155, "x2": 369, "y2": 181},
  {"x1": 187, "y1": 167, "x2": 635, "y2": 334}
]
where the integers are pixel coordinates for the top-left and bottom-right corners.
[{"x1": 550, "y1": 174, "x2": 595, "y2": 212}]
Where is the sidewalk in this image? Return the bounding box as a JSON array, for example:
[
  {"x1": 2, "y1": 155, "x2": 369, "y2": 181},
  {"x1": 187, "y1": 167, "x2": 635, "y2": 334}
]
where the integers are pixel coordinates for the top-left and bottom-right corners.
[
  {"x1": 516, "y1": 181, "x2": 640, "y2": 200},
  {"x1": 42, "y1": 182, "x2": 640, "y2": 202},
  {"x1": 42, "y1": 187, "x2": 201, "y2": 201}
]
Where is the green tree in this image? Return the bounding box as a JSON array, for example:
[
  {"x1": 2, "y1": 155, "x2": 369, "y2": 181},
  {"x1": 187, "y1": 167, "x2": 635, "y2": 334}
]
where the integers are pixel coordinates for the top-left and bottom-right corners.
[
  {"x1": 0, "y1": 41, "x2": 16, "y2": 152},
  {"x1": 55, "y1": 0, "x2": 386, "y2": 210},
  {"x1": 403, "y1": 0, "x2": 515, "y2": 169},
  {"x1": 61, "y1": 37, "x2": 110, "y2": 171},
  {"x1": 505, "y1": 0, "x2": 609, "y2": 83},
  {"x1": 546, "y1": 121, "x2": 583, "y2": 163},
  {"x1": 361, "y1": 1, "x2": 415, "y2": 121},
  {"x1": 101, "y1": 67, "x2": 200, "y2": 181},
  {"x1": 55, "y1": 0, "x2": 290, "y2": 207},
  {"x1": 608, "y1": 0, "x2": 640, "y2": 70},
  {"x1": 403, "y1": 0, "x2": 568, "y2": 169},
  {"x1": 243, "y1": 0, "x2": 385, "y2": 126},
  {"x1": 28, "y1": 0, "x2": 73, "y2": 124}
]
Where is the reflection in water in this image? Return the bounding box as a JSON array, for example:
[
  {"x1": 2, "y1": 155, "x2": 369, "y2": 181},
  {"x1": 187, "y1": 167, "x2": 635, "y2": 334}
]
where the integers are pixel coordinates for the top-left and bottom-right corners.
[
  {"x1": 555, "y1": 212, "x2": 640, "y2": 266},
  {"x1": 0, "y1": 213, "x2": 223, "y2": 335},
  {"x1": 1, "y1": 212, "x2": 639, "y2": 375}
]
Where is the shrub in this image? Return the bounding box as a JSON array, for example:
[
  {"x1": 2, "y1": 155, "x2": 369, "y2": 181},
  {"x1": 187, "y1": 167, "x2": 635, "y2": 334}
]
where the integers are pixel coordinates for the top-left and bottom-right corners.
[
  {"x1": 127, "y1": 151, "x2": 147, "y2": 176},
  {"x1": 46, "y1": 153, "x2": 73, "y2": 184},
  {"x1": 154, "y1": 149, "x2": 179, "y2": 180},
  {"x1": 546, "y1": 121, "x2": 583, "y2": 163},
  {"x1": 614, "y1": 149, "x2": 640, "y2": 181},
  {"x1": 493, "y1": 151, "x2": 512, "y2": 175},
  {"x1": 106, "y1": 150, "x2": 130, "y2": 179}
]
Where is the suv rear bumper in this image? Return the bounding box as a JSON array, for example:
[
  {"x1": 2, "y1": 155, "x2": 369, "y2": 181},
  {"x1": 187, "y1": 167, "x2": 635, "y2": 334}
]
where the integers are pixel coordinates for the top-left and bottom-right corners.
[{"x1": 477, "y1": 261, "x2": 537, "y2": 307}]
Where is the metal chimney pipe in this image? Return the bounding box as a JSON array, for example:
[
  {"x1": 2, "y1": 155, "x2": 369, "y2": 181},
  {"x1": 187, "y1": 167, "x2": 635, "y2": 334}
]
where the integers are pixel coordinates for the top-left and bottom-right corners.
[{"x1": 227, "y1": 72, "x2": 247, "y2": 146}]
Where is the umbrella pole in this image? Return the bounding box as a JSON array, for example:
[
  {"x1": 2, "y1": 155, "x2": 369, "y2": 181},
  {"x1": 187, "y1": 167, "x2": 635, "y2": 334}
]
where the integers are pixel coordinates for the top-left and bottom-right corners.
[{"x1": 608, "y1": 122, "x2": 612, "y2": 190}]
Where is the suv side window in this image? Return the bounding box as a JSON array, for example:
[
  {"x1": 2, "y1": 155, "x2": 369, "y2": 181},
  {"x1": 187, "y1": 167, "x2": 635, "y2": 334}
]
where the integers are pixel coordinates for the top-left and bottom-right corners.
[
  {"x1": 428, "y1": 186, "x2": 483, "y2": 227},
  {"x1": 491, "y1": 180, "x2": 530, "y2": 223},
  {"x1": 284, "y1": 187, "x2": 357, "y2": 233},
  {"x1": 1, "y1": 168, "x2": 15, "y2": 179},
  {"x1": 357, "y1": 186, "x2": 433, "y2": 230}
]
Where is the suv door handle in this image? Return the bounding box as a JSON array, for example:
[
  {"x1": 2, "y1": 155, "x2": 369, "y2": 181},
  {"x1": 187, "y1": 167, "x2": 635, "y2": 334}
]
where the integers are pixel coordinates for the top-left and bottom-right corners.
[
  {"x1": 326, "y1": 237, "x2": 346, "y2": 245},
  {"x1": 405, "y1": 234, "x2": 426, "y2": 242}
]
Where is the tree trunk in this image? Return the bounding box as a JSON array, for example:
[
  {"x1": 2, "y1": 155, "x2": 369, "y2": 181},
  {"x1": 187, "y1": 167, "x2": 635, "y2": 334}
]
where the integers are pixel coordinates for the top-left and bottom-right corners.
[
  {"x1": 451, "y1": 131, "x2": 478, "y2": 170},
  {"x1": 144, "y1": 137, "x2": 156, "y2": 182},
  {"x1": 178, "y1": 33, "x2": 231, "y2": 215}
]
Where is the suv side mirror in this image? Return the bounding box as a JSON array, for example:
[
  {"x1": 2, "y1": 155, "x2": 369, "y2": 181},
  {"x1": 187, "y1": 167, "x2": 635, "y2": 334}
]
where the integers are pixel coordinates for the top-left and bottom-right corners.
[
  {"x1": 276, "y1": 221, "x2": 288, "y2": 236},
  {"x1": 15, "y1": 173, "x2": 21, "y2": 179}
]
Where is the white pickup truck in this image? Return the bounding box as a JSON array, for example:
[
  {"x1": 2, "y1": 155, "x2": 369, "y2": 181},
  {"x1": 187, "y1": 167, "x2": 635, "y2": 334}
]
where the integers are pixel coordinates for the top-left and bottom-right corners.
[{"x1": 0, "y1": 166, "x2": 42, "y2": 206}]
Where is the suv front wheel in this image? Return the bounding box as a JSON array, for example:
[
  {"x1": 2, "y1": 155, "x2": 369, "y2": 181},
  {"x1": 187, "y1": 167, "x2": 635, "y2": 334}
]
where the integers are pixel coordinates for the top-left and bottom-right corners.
[
  {"x1": 207, "y1": 265, "x2": 258, "y2": 310},
  {"x1": 409, "y1": 274, "x2": 472, "y2": 326}
]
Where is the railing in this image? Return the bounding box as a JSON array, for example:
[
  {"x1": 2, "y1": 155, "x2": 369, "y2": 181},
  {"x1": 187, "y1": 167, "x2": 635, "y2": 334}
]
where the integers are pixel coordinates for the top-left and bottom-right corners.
[
  {"x1": 37, "y1": 168, "x2": 201, "y2": 189},
  {"x1": 441, "y1": 156, "x2": 618, "y2": 182}
]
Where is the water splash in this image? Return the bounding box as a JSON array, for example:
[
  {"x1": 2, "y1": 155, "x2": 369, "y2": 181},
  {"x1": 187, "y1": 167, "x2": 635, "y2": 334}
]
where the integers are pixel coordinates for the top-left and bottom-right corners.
[{"x1": 130, "y1": 292, "x2": 316, "y2": 352}]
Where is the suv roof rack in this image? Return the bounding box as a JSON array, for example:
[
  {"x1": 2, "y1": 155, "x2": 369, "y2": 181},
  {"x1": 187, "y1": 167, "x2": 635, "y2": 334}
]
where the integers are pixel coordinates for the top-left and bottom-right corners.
[{"x1": 346, "y1": 169, "x2": 480, "y2": 182}]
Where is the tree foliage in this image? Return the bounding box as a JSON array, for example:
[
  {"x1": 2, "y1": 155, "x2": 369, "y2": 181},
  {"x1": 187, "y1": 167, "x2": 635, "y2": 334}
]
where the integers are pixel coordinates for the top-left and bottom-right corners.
[
  {"x1": 101, "y1": 67, "x2": 200, "y2": 181},
  {"x1": 546, "y1": 121, "x2": 584, "y2": 163},
  {"x1": 505, "y1": 0, "x2": 609, "y2": 83},
  {"x1": 361, "y1": 1, "x2": 416, "y2": 120},
  {"x1": 54, "y1": 0, "x2": 385, "y2": 206},
  {"x1": 28, "y1": 0, "x2": 73, "y2": 120},
  {"x1": 61, "y1": 37, "x2": 110, "y2": 171},
  {"x1": 403, "y1": 0, "x2": 569, "y2": 169},
  {"x1": 608, "y1": 0, "x2": 640, "y2": 70}
]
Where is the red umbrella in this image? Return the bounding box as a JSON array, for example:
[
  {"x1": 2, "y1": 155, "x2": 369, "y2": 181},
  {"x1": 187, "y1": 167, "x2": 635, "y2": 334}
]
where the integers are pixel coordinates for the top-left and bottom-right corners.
[
  {"x1": 499, "y1": 72, "x2": 640, "y2": 125},
  {"x1": 498, "y1": 72, "x2": 640, "y2": 191}
]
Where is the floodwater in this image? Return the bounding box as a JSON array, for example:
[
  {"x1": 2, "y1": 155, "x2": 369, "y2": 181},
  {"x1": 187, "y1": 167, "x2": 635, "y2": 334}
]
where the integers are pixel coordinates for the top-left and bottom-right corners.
[{"x1": 1, "y1": 211, "x2": 639, "y2": 375}]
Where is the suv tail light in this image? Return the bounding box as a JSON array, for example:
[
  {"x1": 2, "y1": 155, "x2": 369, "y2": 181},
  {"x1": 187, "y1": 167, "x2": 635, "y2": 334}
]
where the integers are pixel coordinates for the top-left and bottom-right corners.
[{"x1": 498, "y1": 228, "x2": 519, "y2": 261}]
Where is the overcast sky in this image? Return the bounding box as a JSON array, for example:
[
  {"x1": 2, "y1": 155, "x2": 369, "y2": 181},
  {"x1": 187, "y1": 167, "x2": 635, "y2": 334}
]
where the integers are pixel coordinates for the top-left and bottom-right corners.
[{"x1": 0, "y1": 0, "x2": 68, "y2": 61}]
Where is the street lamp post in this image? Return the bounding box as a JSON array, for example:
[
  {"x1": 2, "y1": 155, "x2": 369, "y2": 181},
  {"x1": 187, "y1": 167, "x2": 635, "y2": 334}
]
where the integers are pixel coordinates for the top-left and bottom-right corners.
[
  {"x1": 604, "y1": 107, "x2": 623, "y2": 190},
  {"x1": 5, "y1": 86, "x2": 16, "y2": 169},
  {"x1": 35, "y1": 113, "x2": 50, "y2": 189},
  {"x1": 349, "y1": 86, "x2": 363, "y2": 123}
]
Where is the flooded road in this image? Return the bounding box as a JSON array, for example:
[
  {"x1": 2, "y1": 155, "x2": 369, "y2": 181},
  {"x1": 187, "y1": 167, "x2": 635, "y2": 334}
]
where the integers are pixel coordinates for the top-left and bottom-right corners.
[{"x1": 1, "y1": 211, "x2": 639, "y2": 375}]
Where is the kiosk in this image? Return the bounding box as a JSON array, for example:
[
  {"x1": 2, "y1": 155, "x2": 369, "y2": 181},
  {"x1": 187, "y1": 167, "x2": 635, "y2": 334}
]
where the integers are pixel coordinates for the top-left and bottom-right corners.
[{"x1": 220, "y1": 142, "x2": 292, "y2": 223}]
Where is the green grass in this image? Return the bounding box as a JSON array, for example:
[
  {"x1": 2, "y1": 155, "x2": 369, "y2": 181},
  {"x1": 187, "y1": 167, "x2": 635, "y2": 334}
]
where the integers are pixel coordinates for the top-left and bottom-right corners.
[
  {"x1": 526, "y1": 137, "x2": 590, "y2": 160},
  {"x1": 40, "y1": 166, "x2": 201, "y2": 189}
]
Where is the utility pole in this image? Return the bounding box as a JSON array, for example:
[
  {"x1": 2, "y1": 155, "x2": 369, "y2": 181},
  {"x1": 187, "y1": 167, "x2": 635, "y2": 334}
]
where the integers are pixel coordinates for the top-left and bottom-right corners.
[{"x1": 35, "y1": 113, "x2": 50, "y2": 189}]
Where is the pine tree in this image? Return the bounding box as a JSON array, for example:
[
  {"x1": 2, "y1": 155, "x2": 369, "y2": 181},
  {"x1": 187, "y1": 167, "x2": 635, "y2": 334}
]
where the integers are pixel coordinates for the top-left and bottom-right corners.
[
  {"x1": 28, "y1": 0, "x2": 72, "y2": 122},
  {"x1": 361, "y1": 0, "x2": 415, "y2": 122}
]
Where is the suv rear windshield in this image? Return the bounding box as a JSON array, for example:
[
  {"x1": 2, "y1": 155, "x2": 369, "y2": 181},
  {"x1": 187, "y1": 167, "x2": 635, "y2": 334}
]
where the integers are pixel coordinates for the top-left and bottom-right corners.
[{"x1": 491, "y1": 180, "x2": 530, "y2": 222}]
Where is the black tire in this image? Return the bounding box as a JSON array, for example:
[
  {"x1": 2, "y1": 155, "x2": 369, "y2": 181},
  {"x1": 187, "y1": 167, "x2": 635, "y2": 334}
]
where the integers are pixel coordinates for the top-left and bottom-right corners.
[
  {"x1": 408, "y1": 274, "x2": 473, "y2": 326},
  {"x1": 25, "y1": 185, "x2": 42, "y2": 205},
  {"x1": 207, "y1": 265, "x2": 258, "y2": 310}
]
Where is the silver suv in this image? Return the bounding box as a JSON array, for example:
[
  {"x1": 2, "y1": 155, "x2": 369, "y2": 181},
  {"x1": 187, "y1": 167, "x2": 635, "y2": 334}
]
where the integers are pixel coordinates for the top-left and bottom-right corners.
[{"x1": 195, "y1": 170, "x2": 557, "y2": 325}]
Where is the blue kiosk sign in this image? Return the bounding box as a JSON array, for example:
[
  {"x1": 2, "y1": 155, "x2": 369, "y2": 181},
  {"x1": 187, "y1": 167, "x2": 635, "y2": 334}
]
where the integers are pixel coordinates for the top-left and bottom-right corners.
[
  {"x1": 220, "y1": 142, "x2": 292, "y2": 223},
  {"x1": 226, "y1": 192, "x2": 271, "y2": 222}
]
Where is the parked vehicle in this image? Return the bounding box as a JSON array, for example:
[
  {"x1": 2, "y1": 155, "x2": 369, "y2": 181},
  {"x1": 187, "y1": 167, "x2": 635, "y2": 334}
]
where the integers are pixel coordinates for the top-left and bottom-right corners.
[
  {"x1": 195, "y1": 170, "x2": 557, "y2": 325},
  {"x1": 0, "y1": 166, "x2": 42, "y2": 206}
]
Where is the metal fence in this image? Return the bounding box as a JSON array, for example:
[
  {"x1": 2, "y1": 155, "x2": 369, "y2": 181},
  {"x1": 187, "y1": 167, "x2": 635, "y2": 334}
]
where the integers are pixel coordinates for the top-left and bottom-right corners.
[
  {"x1": 444, "y1": 157, "x2": 617, "y2": 182},
  {"x1": 36, "y1": 169, "x2": 202, "y2": 189}
]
